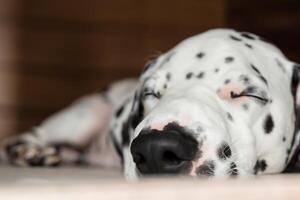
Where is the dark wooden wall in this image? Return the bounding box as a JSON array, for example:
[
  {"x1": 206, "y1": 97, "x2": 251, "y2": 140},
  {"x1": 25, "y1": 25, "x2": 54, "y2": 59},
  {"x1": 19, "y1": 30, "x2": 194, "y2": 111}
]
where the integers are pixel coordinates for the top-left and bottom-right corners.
[
  {"x1": 228, "y1": 0, "x2": 300, "y2": 63},
  {"x1": 0, "y1": 0, "x2": 20, "y2": 137},
  {"x1": 0, "y1": 0, "x2": 299, "y2": 138},
  {"x1": 0, "y1": 0, "x2": 226, "y2": 137}
]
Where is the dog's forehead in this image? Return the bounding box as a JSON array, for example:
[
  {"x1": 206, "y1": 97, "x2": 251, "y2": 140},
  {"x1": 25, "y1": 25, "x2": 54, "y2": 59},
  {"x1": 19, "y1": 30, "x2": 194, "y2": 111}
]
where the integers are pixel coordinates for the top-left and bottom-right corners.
[{"x1": 141, "y1": 29, "x2": 292, "y2": 94}]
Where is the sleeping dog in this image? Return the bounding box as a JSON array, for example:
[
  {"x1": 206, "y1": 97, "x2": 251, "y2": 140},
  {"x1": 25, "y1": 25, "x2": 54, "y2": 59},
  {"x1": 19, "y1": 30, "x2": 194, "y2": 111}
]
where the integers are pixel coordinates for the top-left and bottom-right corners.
[{"x1": 3, "y1": 29, "x2": 300, "y2": 179}]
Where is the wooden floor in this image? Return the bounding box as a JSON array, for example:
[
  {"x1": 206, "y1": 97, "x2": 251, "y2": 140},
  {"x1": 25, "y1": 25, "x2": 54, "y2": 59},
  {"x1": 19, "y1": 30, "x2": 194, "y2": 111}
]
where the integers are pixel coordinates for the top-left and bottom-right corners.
[{"x1": 0, "y1": 165, "x2": 299, "y2": 200}]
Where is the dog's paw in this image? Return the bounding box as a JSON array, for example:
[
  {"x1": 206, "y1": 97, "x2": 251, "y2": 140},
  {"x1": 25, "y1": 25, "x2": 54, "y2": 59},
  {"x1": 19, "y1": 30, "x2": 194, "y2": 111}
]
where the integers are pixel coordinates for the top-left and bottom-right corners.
[{"x1": 5, "y1": 140, "x2": 61, "y2": 167}]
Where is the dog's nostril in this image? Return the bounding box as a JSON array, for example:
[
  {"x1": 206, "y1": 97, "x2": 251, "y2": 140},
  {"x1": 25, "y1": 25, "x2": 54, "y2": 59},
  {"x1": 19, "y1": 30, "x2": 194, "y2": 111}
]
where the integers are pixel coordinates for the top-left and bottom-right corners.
[
  {"x1": 133, "y1": 153, "x2": 146, "y2": 164},
  {"x1": 162, "y1": 151, "x2": 183, "y2": 165}
]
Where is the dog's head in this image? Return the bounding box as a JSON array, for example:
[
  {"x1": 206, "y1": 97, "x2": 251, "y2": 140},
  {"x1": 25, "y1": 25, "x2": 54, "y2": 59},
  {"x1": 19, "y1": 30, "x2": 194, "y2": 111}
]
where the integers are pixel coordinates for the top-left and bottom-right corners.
[{"x1": 126, "y1": 29, "x2": 300, "y2": 178}]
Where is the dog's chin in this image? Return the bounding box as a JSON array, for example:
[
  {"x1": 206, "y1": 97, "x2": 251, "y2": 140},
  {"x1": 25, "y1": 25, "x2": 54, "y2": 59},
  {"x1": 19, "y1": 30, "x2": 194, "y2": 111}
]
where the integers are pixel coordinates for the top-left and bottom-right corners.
[
  {"x1": 124, "y1": 169, "x2": 139, "y2": 181},
  {"x1": 129, "y1": 165, "x2": 255, "y2": 180}
]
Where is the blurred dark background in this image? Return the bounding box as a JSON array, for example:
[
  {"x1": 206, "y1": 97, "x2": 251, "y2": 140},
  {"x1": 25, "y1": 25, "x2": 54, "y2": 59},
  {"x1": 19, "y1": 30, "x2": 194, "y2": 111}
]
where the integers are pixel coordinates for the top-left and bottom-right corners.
[{"x1": 0, "y1": 0, "x2": 299, "y2": 137}]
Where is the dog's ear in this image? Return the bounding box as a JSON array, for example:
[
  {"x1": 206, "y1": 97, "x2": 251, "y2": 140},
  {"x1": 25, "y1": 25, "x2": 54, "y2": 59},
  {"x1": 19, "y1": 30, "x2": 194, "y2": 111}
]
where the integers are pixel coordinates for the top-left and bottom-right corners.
[
  {"x1": 130, "y1": 90, "x2": 144, "y2": 129},
  {"x1": 284, "y1": 63, "x2": 300, "y2": 172},
  {"x1": 121, "y1": 57, "x2": 159, "y2": 147},
  {"x1": 291, "y1": 64, "x2": 300, "y2": 107},
  {"x1": 119, "y1": 85, "x2": 145, "y2": 147}
]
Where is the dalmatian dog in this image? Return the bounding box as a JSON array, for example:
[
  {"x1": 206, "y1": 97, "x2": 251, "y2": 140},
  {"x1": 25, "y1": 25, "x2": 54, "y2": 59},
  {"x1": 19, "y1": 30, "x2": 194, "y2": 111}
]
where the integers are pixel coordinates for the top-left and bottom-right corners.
[{"x1": 2, "y1": 29, "x2": 300, "y2": 179}]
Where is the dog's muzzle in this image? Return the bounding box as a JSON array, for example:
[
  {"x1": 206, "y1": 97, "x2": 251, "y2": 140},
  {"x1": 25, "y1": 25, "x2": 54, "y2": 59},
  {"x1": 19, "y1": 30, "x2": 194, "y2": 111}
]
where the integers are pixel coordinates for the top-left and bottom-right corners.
[{"x1": 130, "y1": 128, "x2": 199, "y2": 175}]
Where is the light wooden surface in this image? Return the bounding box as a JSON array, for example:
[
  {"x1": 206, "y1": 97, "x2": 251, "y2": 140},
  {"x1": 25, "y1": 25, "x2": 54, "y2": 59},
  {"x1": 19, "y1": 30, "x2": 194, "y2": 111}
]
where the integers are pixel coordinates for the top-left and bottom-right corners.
[{"x1": 0, "y1": 165, "x2": 300, "y2": 200}]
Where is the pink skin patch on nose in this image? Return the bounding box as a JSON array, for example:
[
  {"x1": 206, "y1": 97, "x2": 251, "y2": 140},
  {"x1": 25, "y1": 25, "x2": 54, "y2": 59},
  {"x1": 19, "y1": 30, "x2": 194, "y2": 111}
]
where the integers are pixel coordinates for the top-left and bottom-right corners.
[
  {"x1": 150, "y1": 113, "x2": 192, "y2": 131},
  {"x1": 151, "y1": 120, "x2": 174, "y2": 131},
  {"x1": 218, "y1": 82, "x2": 248, "y2": 105}
]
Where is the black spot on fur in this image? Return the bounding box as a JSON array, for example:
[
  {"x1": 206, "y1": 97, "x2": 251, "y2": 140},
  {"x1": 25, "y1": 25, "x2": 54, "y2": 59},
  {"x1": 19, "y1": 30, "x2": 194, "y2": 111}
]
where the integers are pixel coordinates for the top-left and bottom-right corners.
[
  {"x1": 196, "y1": 160, "x2": 215, "y2": 176},
  {"x1": 259, "y1": 75, "x2": 268, "y2": 85},
  {"x1": 225, "y1": 56, "x2": 234, "y2": 63},
  {"x1": 217, "y1": 142, "x2": 232, "y2": 160},
  {"x1": 275, "y1": 58, "x2": 286, "y2": 72},
  {"x1": 291, "y1": 65, "x2": 300, "y2": 97},
  {"x1": 226, "y1": 112, "x2": 233, "y2": 121},
  {"x1": 254, "y1": 159, "x2": 268, "y2": 174},
  {"x1": 121, "y1": 121, "x2": 130, "y2": 145},
  {"x1": 163, "y1": 84, "x2": 167, "y2": 89},
  {"x1": 242, "y1": 103, "x2": 249, "y2": 110},
  {"x1": 239, "y1": 74, "x2": 250, "y2": 84},
  {"x1": 196, "y1": 52, "x2": 205, "y2": 58},
  {"x1": 230, "y1": 162, "x2": 238, "y2": 176},
  {"x1": 186, "y1": 72, "x2": 193, "y2": 79},
  {"x1": 214, "y1": 68, "x2": 219, "y2": 73},
  {"x1": 115, "y1": 105, "x2": 125, "y2": 118},
  {"x1": 245, "y1": 43, "x2": 253, "y2": 49},
  {"x1": 197, "y1": 72, "x2": 204, "y2": 79},
  {"x1": 264, "y1": 114, "x2": 274, "y2": 134},
  {"x1": 282, "y1": 137, "x2": 286, "y2": 142},
  {"x1": 166, "y1": 73, "x2": 171, "y2": 81},
  {"x1": 251, "y1": 64, "x2": 261, "y2": 74},
  {"x1": 131, "y1": 92, "x2": 145, "y2": 129},
  {"x1": 250, "y1": 64, "x2": 268, "y2": 85},
  {"x1": 244, "y1": 86, "x2": 256, "y2": 93},
  {"x1": 224, "y1": 79, "x2": 231, "y2": 85},
  {"x1": 229, "y1": 35, "x2": 242, "y2": 41},
  {"x1": 156, "y1": 91, "x2": 162, "y2": 99},
  {"x1": 156, "y1": 52, "x2": 175, "y2": 69},
  {"x1": 240, "y1": 32, "x2": 255, "y2": 40}
]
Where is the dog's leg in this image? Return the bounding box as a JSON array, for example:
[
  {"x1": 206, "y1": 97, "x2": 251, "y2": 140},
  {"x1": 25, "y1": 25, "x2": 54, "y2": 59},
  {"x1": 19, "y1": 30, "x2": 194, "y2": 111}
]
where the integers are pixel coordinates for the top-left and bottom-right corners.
[
  {"x1": 2, "y1": 79, "x2": 138, "y2": 167},
  {"x1": 2, "y1": 94, "x2": 114, "y2": 166}
]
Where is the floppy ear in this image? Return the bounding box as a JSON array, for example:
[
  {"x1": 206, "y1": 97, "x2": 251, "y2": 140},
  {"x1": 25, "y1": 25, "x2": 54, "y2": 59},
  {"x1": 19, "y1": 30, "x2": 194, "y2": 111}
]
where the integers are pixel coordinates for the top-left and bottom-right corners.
[
  {"x1": 130, "y1": 90, "x2": 145, "y2": 129},
  {"x1": 118, "y1": 83, "x2": 145, "y2": 147},
  {"x1": 291, "y1": 64, "x2": 300, "y2": 107},
  {"x1": 284, "y1": 63, "x2": 300, "y2": 172},
  {"x1": 121, "y1": 57, "x2": 159, "y2": 147}
]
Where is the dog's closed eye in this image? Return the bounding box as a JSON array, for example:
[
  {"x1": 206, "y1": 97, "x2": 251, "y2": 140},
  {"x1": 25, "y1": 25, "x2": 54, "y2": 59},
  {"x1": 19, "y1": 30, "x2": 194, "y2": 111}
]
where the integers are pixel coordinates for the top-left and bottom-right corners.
[
  {"x1": 142, "y1": 86, "x2": 162, "y2": 99},
  {"x1": 230, "y1": 88, "x2": 269, "y2": 104},
  {"x1": 143, "y1": 92, "x2": 161, "y2": 99}
]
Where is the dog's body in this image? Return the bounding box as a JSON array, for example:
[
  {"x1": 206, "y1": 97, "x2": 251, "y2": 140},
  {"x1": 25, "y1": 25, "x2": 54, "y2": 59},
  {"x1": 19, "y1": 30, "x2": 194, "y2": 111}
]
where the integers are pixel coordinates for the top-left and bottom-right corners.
[{"x1": 3, "y1": 29, "x2": 300, "y2": 179}]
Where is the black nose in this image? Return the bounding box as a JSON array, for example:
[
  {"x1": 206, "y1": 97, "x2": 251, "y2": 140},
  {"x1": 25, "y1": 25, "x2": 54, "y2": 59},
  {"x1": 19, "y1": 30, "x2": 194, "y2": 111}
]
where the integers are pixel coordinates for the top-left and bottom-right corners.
[{"x1": 130, "y1": 128, "x2": 198, "y2": 175}]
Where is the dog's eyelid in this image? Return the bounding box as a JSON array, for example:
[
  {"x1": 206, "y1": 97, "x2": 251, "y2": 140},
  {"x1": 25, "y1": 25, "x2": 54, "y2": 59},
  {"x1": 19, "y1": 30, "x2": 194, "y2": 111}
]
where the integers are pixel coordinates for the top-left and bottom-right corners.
[
  {"x1": 230, "y1": 90, "x2": 269, "y2": 103},
  {"x1": 243, "y1": 94, "x2": 269, "y2": 103},
  {"x1": 143, "y1": 91, "x2": 160, "y2": 99}
]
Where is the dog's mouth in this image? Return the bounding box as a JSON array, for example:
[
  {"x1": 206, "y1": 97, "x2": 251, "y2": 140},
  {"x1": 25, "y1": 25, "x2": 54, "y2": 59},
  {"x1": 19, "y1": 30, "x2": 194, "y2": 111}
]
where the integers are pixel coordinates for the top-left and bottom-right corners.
[{"x1": 130, "y1": 120, "x2": 240, "y2": 178}]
